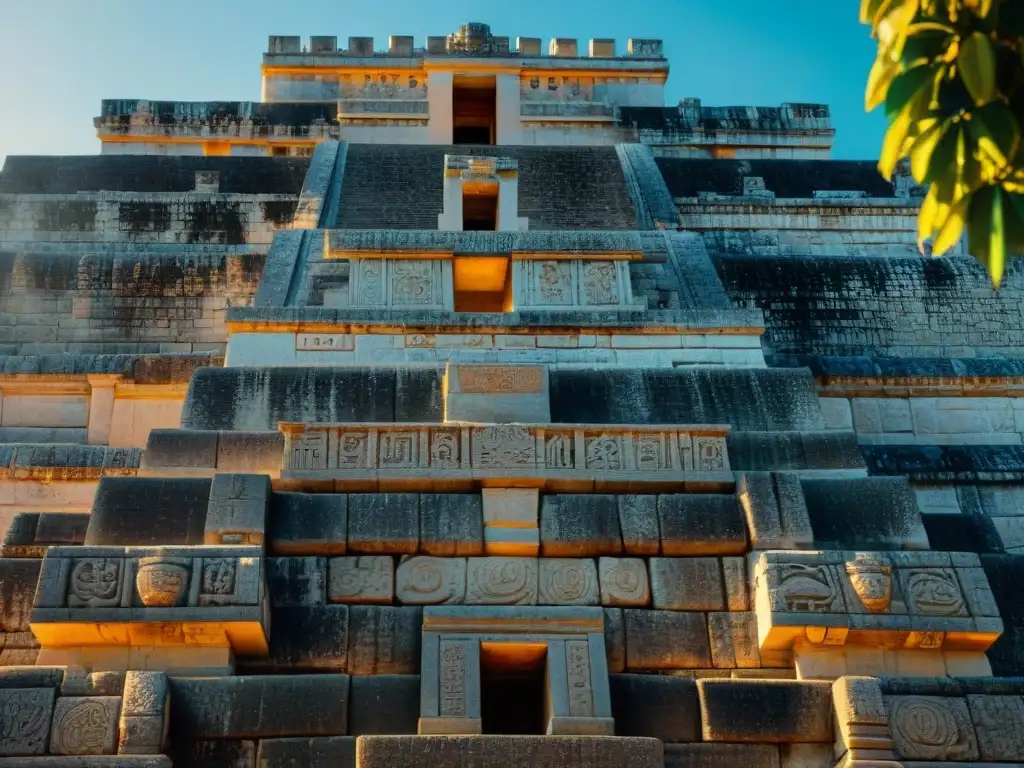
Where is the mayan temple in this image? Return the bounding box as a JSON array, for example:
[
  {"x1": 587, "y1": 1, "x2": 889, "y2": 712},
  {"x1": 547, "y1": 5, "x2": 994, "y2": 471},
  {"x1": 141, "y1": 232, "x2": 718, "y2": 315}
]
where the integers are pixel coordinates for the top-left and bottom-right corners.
[{"x1": 2, "y1": 19, "x2": 1024, "y2": 768}]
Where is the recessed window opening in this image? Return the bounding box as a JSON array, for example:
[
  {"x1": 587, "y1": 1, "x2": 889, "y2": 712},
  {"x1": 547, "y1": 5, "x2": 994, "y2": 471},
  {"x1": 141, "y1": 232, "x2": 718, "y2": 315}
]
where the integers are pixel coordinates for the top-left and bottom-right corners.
[
  {"x1": 453, "y1": 256, "x2": 512, "y2": 313},
  {"x1": 463, "y1": 188, "x2": 498, "y2": 231},
  {"x1": 480, "y1": 643, "x2": 548, "y2": 735}
]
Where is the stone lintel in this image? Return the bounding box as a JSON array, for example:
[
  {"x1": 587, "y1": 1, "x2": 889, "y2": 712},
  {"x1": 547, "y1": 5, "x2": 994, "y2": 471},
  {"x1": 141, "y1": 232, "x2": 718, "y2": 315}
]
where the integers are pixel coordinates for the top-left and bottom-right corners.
[{"x1": 423, "y1": 606, "x2": 603, "y2": 635}]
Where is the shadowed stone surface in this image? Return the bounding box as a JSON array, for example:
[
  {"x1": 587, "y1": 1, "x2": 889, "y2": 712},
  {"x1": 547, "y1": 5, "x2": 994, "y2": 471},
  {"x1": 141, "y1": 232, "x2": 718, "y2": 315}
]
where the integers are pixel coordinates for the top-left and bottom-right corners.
[
  {"x1": 697, "y1": 679, "x2": 833, "y2": 743},
  {"x1": 142, "y1": 430, "x2": 218, "y2": 469},
  {"x1": 0, "y1": 559, "x2": 41, "y2": 633},
  {"x1": 169, "y1": 676, "x2": 349, "y2": 738},
  {"x1": 801, "y1": 477, "x2": 929, "y2": 550},
  {"x1": 268, "y1": 557, "x2": 327, "y2": 607},
  {"x1": 610, "y1": 674, "x2": 700, "y2": 742},
  {"x1": 663, "y1": 743, "x2": 780, "y2": 768},
  {"x1": 541, "y1": 495, "x2": 623, "y2": 557},
  {"x1": 625, "y1": 609, "x2": 711, "y2": 670},
  {"x1": 347, "y1": 494, "x2": 419, "y2": 554},
  {"x1": 657, "y1": 495, "x2": 746, "y2": 555},
  {"x1": 241, "y1": 606, "x2": 349, "y2": 673},
  {"x1": 617, "y1": 496, "x2": 660, "y2": 556},
  {"x1": 649, "y1": 557, "x2": 724, "y2": 611},
  {"x1": 170, "y1": 739, "x2": 255, "y2": 768},
  {"x1": 268, "y1": 493, "x2": 348, "y2": 556},
  {"x1": 348, "y1": 675, "x2": 420, "y2": 735},
  {"x1": 256, "y1": 736, "x2": 356, "y2": 768},
  {"x1": 180, "y1": 368, "x2": 442, "y2": 431},
  {"x1": 726, "y1": 431, "x2": 863, "y2": 471},
  {"x1": 346, "y1": 606, "x2": 422, "y2": 675},
  {"x1": 419, "y1": 494, "x2": 483, "y2": 556},
  {"x1": 355, "y1": 735, "x2": 663, "y2": 767},
  {"x1": 85, "y1": 477, "x2": 211, "y2": 545},
  {"x1": 550, "y1": 368, "x2": 823, "y2": 430},
  {"x1": 981, "y1": 554, "x2": 1024, "y2": 675},
  {"x1": 604, "y1": 608, "x2": 625, "y2": 673}
]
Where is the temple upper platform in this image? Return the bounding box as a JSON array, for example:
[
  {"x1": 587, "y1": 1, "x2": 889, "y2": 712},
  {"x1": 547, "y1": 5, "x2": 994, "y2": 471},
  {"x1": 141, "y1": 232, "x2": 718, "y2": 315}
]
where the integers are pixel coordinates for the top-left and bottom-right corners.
[{"x1": 95, "y1": 22, "x2": 834, "y2": 157}]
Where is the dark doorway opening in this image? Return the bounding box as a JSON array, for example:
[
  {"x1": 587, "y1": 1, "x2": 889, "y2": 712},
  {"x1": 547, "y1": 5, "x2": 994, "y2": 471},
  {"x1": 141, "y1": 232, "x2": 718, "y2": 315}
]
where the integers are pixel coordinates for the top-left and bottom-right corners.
[
  {"x1": 453, "y1": 77, "x2": 496, "y2": 145},
  {"x1": 480, "y1": 643, "x2": 547, "y2": 735},
  {"x1": 463, "y1": 191, "x2": 498, "y2": 231}
]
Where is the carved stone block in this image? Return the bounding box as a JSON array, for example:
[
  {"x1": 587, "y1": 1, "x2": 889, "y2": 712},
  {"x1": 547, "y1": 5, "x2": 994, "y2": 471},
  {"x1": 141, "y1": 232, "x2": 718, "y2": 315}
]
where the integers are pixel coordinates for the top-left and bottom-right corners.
[
  {"x1": 967, "y1": 694, "x2": 1024, "y2": 762},
  {"x1": 899, "y1": 568, "x2": 968, "y2": 618},
  {"x1": 598, "y1": 558, "x2": 650, "y2": 607},
  {"x1": 0, "y1": 688, "x2": 54, "y2": 756},
  {"x1": 205, "y1": 473, "x2": 270, "y2": 545},
  {"x1": 328, "y1": 557, "x2": 394, "y2": 604},
  {"x1": 885, "y1": 695, "x2": 980, "y2": 761},
  {"x1": 539, "y1": 559, "x2": 599, "y2": 606},
  {"x1": 465, "y1": 558, "x2": 538, "y2": 605},
  {"x1": 396, "y1": 557, "x2": 466, "y2": 605},
  {"x1": 50, "y1": 696, "x2": 121, "y2": 755},
  {"x1": 68, "y1": 557, "x2": 125, "y2": 608}
]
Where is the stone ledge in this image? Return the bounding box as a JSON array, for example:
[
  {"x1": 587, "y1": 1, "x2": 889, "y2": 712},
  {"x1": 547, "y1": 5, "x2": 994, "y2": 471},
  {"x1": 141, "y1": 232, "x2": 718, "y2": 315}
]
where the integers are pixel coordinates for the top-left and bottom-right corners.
[
  {"x1": 0, "y1": 445, "x2": 140, "y2": 482},
  {"x1": 355, "y1": 735, "x2": 663, "y2": 768},
  {"x1": 0, "y1": 759, "x2": 172, "y2": 767}
]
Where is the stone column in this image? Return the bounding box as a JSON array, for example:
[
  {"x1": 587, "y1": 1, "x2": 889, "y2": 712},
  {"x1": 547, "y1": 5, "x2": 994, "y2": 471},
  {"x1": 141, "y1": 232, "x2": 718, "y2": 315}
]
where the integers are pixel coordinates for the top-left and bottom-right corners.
[
  {"x1": 438, "y1": 168, "x2": 464, "y2": 231},
  {"x1": 427, "y1": 71, "x2": 454, "y2": 144},
  {"x1": 495, "y1": 74, "x2": 523, "y2": 146},
  {"x1": 832, "y1": 676, "x2": 902, "y2": 768},
  {"x1": 87, "y1": 375, "x2": 120, "y2": 446},
  {"x1": 419, "y1": 634, "x2": 482, "y2": 734},
  {"x1": 545, "y1": 637, "x2": 614, "y2": 735}
]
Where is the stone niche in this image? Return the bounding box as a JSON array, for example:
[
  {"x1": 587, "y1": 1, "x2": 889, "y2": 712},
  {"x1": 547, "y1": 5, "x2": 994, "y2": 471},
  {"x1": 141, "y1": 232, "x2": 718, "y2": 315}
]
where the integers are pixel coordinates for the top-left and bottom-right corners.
[
  {"x1": 438, "y1": 155, "x2": 528, "y2": 233},
  {"x1": 325, "y1": 256, "x2": 453, "y2": 311},
  {"x1": 418, "y1": 606, "x2": 613, "y2": 736}
]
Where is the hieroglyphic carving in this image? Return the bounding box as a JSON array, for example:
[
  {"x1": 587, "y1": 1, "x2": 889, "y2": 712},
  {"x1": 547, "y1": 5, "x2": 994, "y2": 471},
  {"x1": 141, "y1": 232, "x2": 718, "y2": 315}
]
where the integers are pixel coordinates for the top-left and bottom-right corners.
[
  {"x1": 466, "y1": 557, "x2": 538, "y2": 605},
  {"x1": 457, "y1": 366, "x2": 544, "y2": 394},
  {"x1": 288, "y1": 430, "x2": 327, "y2": 471},
  {"x1": 200, "y1": 558, "x2": 236, "y2": 598},
  {"x1": 135, "y1": 558, "x2": 190, "y2": 608},
  {"x1": 598, "y1": 558, "x2": 650, "y2": 607},
  {"x1": 580, "y1": 262, "x2": 620, "y2": 305},
  {"x1": 430, "y1": 431, "x2": 459, "y2": 469},
  {"x1": 391, "y1": 261, "x2": 434, "y2": 305},
  {"x1": 773, "y1": 563, "x2": 842, "y2": 613},
  {"x1": 328, "y1": 556, "x2": 394, "y2": 604},
  {"x1": 565, "y1": 640, "x2": 594, "y2": 717},
  {"x1": 534, "y1": 261, "x2": 573, "y2": 305},
  {"x1": 335, "y1": 432, "x2": 369, "y2": 470},
  {"x1": 0, "y1": 688, "x2": 54, "y2": 756},
  {"x1": 886, "y1": 696, "x2": 980, "y2": 761},
  {"x1": 585, "y1": 435, "x2": 622, "y2": 470},
  {"x1": 379, "y1": 431, "x2": 417, "y2": 469},
  {"x1": 50, "y1": 697, "x2": 120, "y2": 756},
  {"x1": 396, "y1": 557, "x2": 466, "y2": 604},
  {"x1": 540, "y1": 559, "x2": 599, "y2": 605},
  {"x1": 68, "y1": 559, "x2": 123, "y2": 608},
  {"x1": 356, "y1": 260, "x2": 385, "y2": 306},
  {"x1": 635, "y1": 434, "x2": 666, "y2": 471},
  {"x1": 545, "y1": 433, "x2": 574, "y2": 470},
  {"x1": 439, "y1": 642, "x2": 467, "y2": 717},
  {"x1": 901, "y1": 569, "x2": 967, "y2": 617},
  {"x1": 844, "y1": 555, "x2": 893, "y2": 613},
  {"x1": 694, "y1": 437, "x2": 728, "y2": 472},
  {"x1": 471, "y1": 426, "x2": 536, "y2": 468}
]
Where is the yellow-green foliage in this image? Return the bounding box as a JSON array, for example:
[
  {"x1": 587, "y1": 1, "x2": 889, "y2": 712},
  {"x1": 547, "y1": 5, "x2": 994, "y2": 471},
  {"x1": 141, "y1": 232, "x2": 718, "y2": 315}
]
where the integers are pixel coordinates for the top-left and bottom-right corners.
[{"x1": 862, "y1": 0, "x2": 1024, "y2": 285}]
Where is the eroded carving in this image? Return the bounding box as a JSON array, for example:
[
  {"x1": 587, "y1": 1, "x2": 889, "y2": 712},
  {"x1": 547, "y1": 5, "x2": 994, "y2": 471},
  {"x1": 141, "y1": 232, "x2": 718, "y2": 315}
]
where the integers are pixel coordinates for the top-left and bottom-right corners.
[
  {"x1": 440, "y1": 642, "x2": 467, "y2": 717},
  {"x1": 545, "y1": 433, "x2": 574, "y2": 470},
  {"x1": 135, "y1": 557, "x2": 190, "y2": 608},
  {"x1": 0, "y1": 689, "x2": 53, "y2": 756},
  {"x1": 396, "y1": 557, "x2": 466, "y2": 604},
  {"x1": 845, "y1": 555, "x2": 893, "y2": 613},
  {"x1": 598, "y1": 558, "x2": 650, "y2": 606},
  {"x1": 69, "y1": 558, "x2": 122, "y2": 608},
  {"x1": 566, "y1": 640, "x2": 594, "y2": 717},
  {"x1": 391, "y1": 261, "x2": 434, "y2": 305},
  {"x1": 903, "y1": 569, "x2": 967, "y2": 616},
  {"x1": 585, "y1": 435, "x2": 621, "y2": 470},
  {"x1": 694, "y1": 437, "x2": 727, "y2": 471},
  {"x1": 430, "y1": 431, "x2": 459, "y2": 469},
  {"x1": 379, "y1": 432, "x2": 417, "y2": 468},
  {"x1": 201, "y1": 558, "x2": 236, "y2": 597},
  {"x1": 289, "y1": 431, "x2": 327, "y2": 471},
  {"x1": 329, "y1": 556, "x2": 394, "y2": 604},
  {"x1": 540, "y1": 559, "x2": 599, "y2": 605},
  {"x1": 336, "y1": 432, "x2": 370, "y2": 469},
  {"x1": 774, "y1": 563, "x2": 841, "y2": 613},
  {"x1": 466, "y1": 557, "x2": 538, "y2": 605},
  {"x1": 887, "y1": 696, "x2": 979, "y2": 761},
  {"x1": 536, "y1": 261, "x2": 573, "y2": 305},
  {"x1": 50, "y1": 697, "x2": 119, "y2": 756},
  {"x1": 581, "y1": 262, "x2": 620, "y2": 305},
  {"x1": 471, "y1": 426, "x2": 536, "y2": 468}
]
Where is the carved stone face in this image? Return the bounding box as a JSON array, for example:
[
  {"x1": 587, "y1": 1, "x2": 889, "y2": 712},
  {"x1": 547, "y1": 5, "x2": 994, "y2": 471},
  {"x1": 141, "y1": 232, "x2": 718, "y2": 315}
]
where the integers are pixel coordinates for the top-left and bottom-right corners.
[{"x1": 845, "y1": 556, "x2": 893, "y2": 613}]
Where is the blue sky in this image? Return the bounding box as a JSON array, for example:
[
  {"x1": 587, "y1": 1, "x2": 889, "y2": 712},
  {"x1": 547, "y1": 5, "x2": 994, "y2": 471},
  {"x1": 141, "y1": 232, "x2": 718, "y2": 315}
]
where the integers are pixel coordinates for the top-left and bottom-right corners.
[{"x1": 0, "y1": 0, "x2": 886, "y2": 164}]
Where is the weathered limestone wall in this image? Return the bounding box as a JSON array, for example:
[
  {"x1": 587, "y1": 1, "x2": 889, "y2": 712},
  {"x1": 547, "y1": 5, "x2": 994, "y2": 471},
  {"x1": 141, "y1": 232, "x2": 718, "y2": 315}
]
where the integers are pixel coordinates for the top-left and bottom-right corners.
[
  {"x1": 0, "y1": 246, "x2": 265, "y2": 355},
  {"x1": 0, "y1": 193, "x2": 298, "y2": 245}
]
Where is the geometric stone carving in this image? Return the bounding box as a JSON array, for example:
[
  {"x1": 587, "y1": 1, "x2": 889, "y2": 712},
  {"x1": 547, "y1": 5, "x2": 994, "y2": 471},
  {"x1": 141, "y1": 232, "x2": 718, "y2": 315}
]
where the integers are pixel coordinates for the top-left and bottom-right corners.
[
  {"x1": 539, "y1": 559, "x2": 599, "y2": 606},
  {"x1": 68, "y1": 558, "x2": 124, "y2": 608},
  {"x1": 885, "y1": 696, "x2": 980, "y2": 761},
  {"x1": 396, "y1": 557, "x2": 466, "y2": 605},
  {"x1": 205, "y1": 473, "x2": 271, "y2": 546},
  {"x1": 328, "y1": 557, "x2": 394, "y2": 604},
  {"x1": 280, "y1": 422, "x2": 733, "y2": 492},
  {"x1": 465, "y1": 558, "x2": 538, "y2": 605},
  {"x1": 899, "y1": 568, "x2": 968, "y2": 617},
  {"x1": 50, "y1": 696, "x2": 121, "y2": 756},
  {"x1": 444, "y1": 364, "x2": 551, "y2": 424},
  {"x1": 135, "y1": 557, "x2": 190, "y2": 608},
  {"x1": 598, "y1": 558, "x2": 650, "y2": 607},
  {"x1": 0, "y1": 688, "x2": 55, "y2": 756}
]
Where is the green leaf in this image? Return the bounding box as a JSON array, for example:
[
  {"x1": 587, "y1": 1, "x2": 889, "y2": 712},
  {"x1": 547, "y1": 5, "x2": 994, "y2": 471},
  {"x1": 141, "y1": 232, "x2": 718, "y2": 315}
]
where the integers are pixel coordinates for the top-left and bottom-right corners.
[
  {"x1": 932, "y1": 194, "x2": 969, "y2": 255},
  {"x1": 963, "y1": 0, "x2": 993, "y2": 18},
  {"x1": 989, "y1": 186, "x2": 1006, "y2": 287},
  {"x1": 919, "y1": 119, "x2": 959, "y2": 184},
  {"x1": 879, "y1": 108, "x2": 915, "y2": 178},
  {"x1": 966, "y1": 185, "x2": 1007, "y2": 287},
  {"x1": 901, "y1": 28, "x2": 954, "y2": 68},
  {"x1": 959, "y1": 32, "x2": 996, "y2": 105},
  {"x1": 867, "y1": 55, "x2": 901, "y2": 111},
  {"x1": 885, "y1": 64, "x2": 939, "y2": 117},
  {"x1": 876, "y1": 0, "x2": 920, "y2": 54},
  {"x1": 910, "y1": 120, "x2": 947, "y2": 181},
  {"x1": 1003, "y1": 192, "x2": 1024, "y2": 259},
  {"x1": 969, "y1": 102, "x2": 1022, "y2": 174}
]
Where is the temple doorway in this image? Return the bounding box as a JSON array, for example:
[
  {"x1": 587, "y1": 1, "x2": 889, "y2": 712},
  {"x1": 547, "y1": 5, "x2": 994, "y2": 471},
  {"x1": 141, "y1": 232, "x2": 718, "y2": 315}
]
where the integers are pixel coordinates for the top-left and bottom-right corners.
[
  {"x1": 479, "y1": 642, "x2": 547, "y2": 735},
  {"x1": 453, "y1": 75, "x2": 496, "y2": 145}
]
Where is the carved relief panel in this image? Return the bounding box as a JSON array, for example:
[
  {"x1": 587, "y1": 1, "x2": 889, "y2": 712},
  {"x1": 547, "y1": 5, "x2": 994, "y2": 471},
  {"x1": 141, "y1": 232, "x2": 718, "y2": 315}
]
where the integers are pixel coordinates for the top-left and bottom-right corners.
[
  {"x1": 345, "y1": 258, "x2": 450, "y2": 310},
  {"x1": 514, "y1": 259, "x2": 633, "y2": 310}
]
